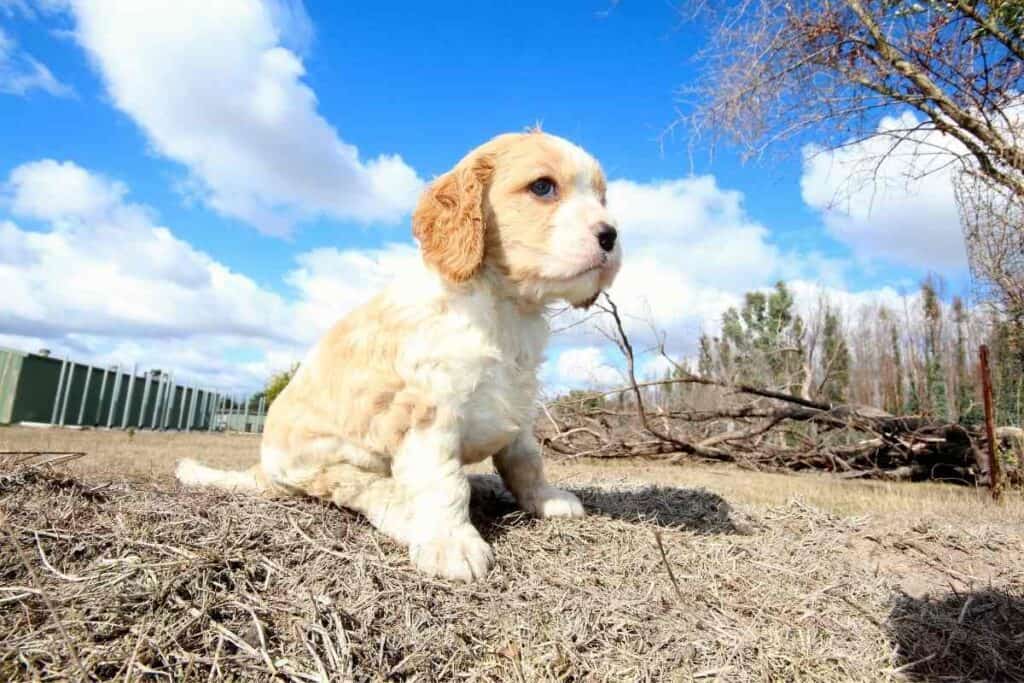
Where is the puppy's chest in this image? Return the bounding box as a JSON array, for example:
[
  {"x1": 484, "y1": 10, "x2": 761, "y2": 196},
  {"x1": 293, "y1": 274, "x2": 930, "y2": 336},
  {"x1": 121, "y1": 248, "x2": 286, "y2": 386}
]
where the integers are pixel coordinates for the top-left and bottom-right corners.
[{"x1": 458, "y1": 342, "x2": 541, "y2": 463}]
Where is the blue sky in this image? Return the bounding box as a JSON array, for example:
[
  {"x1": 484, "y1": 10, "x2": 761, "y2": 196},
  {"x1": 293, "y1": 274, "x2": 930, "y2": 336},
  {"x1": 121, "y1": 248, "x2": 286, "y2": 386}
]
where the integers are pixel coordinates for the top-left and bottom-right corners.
[{"x1": 0, "y1": 1, "x2": 970, "y2": 392}]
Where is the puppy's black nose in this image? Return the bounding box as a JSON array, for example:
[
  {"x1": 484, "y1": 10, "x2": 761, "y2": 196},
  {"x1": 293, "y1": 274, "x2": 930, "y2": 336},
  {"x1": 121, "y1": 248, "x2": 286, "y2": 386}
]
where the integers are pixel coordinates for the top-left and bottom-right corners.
[{"x1": 596, "y1": 224, "x2": 617, "y2": 252}]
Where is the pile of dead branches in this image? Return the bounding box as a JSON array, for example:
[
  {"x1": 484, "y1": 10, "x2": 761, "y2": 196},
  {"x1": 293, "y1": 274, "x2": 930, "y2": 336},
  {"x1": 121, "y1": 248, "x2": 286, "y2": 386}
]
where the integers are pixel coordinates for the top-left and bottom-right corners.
[{"x1": 539, "y1": 296, "x2": 1023, "y2": 486}]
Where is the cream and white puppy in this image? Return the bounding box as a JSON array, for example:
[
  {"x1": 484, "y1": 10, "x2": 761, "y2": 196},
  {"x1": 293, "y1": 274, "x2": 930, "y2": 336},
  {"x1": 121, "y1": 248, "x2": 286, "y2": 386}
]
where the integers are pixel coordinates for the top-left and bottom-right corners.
[{"x1": 176, "y1": 131, "x2": 622, "y2": 581}]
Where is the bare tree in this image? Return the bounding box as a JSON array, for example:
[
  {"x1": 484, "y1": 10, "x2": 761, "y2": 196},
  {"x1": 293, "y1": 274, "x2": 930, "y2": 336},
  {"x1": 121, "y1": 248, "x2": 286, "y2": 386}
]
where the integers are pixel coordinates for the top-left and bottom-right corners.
[
  {"x1": 684, "y1": 0, "x2": 1024, "y2": 194},
  {"x1": 683, "y1": 0, "x2": 1024, "y2": 319},
  {"x1": 955, "y1": 170, "x2": 1024, "y2": 318}
]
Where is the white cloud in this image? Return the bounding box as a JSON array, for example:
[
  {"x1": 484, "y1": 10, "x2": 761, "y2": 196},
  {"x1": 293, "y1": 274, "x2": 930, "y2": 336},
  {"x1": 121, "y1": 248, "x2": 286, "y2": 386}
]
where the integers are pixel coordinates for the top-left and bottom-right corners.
[
  {"x1": 801, "y1": 111, "x2": 967, "y2": 270},
  {"x1": 285, "y1": 242, "x2": 421, "y2": 338},
  {"x1": 641, "y1": 354, "x2": 677, "y2": 380},
  {"x1": 264, "y1": 0, "x2": 314, "y2": 55},
  {"x1": 64, "y1": 0, "x2": 423, "y2": 235},
  {"x1": 0, "y1": 157, "x2": 426, "y2": 392},
  {"x1": 598, "y1": 176, "x2": 780, "y2": 343},
  {"x1": 787, "y1": 280, "x2": 911, "y2": 322},
  {"x1": 553, "y1": 346, "x2": 622, "y2": 389},
  {"x1": 7, "y1": 159, "x2": 128, "y2": 220},
  {"x1": 0, "y1": 25, "x2": 73, "y2": 97},
  {"x1": 0, "y1": 160, "x2": 298, "y2": 385},
  {"x1": 550, "y1": 174, "x2": 844, "y2": 352}
]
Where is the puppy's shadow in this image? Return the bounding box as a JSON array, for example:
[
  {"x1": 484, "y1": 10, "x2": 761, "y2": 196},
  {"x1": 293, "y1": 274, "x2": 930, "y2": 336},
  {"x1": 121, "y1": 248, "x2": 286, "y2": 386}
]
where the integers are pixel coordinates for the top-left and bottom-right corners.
[
  {"x1": 467, "y1": 473, "x2": 740, "y2": 541},
  {"x1": 886, "y1": 588, "x2": 1024, "y2": 681}
]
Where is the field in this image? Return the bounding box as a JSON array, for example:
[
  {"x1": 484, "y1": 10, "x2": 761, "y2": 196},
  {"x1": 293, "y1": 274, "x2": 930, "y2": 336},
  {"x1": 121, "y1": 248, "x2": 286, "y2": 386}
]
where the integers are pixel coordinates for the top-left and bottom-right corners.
[{"x1": 2, "y1": 425, "x2": 1023, "y2": 681}]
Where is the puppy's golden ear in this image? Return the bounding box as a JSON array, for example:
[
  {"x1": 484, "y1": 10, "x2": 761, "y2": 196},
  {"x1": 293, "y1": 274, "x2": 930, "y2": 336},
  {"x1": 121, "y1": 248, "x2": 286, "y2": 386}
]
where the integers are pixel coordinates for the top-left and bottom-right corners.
[{"x1": 412, "y1": 155, "x2": 494, "y2": 283}]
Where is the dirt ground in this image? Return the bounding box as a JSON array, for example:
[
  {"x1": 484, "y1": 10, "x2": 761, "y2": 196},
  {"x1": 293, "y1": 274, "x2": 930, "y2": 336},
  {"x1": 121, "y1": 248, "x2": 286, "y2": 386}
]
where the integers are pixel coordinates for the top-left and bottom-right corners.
[{"x1": 2, "y1": 425, "x2": 1023, "y2": 681}]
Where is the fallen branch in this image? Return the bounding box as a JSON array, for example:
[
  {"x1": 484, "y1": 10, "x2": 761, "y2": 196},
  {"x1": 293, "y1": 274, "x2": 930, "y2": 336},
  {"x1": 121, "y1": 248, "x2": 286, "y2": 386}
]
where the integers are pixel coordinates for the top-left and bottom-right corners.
[{"x1": 539, "y1": 294, "x2": 1017, "y2": 486}]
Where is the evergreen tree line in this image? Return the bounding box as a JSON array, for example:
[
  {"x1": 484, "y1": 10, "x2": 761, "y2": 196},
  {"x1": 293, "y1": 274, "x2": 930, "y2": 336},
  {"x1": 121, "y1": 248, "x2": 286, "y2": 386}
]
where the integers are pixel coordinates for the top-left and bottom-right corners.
[{"x1": 671, "y1": 280, "x2": 1023, "y2": 427}]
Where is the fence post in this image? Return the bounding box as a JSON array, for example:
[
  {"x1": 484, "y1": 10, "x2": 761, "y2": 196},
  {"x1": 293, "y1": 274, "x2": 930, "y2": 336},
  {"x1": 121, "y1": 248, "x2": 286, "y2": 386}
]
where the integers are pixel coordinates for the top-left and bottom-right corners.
[
  {"x1": 177, "y1": 385, "x2": 188, "y2": 430},
  {"x1": 160, "y1": 376, "x2": 171, "y2": 429},
  {"x1": 138, "y1": 371, "x2": 152, "y2": 428},
  {"x1": 121, "y1": 364, "x2": 138, "y2": 429},
  {"x1": 197, "y1": 391, "x2": 207, "y2": 430},
  {"x1": 58, "y1": 362, "x2": 75, "y2": 426},
  {"x1": 183, "y1": 386, "x2": 191, "y2": 432},
  {"x1": 157, "y1": 376, "x2": 167, "y2": 429},
  {"x1": 50, "y1": 356, "x2": 68, "y2": 425},
  {"x1": 209, "y1": 393, "x2": 221, "y2": 431},
  {"x1": 149, "y1": 375, "x2": 164, "y2": 429},
  {"x1": 168, "y1": 378, "x2": 178, "y2": 430},
  {"x1": 162, "y1": 376, "x2": 174, "y2": 430},
  {"x1": 96, "y1": 366, "x2": 110, "y2": 426},
  {"x1": 206, "y1": 392, "x2": 215, "y2": 431},
  {"x1": 76, "y1": 365, "x2": 94, "y2": 426},
  {"x1": 106, "y1": 366, "x2": 122, "y2": 428},
  {"x1": 185, "y1": 386, "x2": 197, "y2": 432},
  {"x1": 979, "y1": 345, "x2": 1002, "y2": 501}
]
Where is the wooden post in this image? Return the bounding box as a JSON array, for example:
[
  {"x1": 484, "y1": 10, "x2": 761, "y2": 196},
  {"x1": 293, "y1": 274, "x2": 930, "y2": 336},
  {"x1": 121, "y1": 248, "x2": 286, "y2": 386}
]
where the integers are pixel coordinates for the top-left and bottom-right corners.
[{"x1": 979, "y1": 344, "x2": 1001, "y2": 500}]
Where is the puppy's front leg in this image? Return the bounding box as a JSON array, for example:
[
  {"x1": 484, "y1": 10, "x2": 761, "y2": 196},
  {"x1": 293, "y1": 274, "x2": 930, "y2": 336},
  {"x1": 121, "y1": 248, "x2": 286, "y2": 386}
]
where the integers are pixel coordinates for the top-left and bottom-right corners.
[
  {"x1": 389, "y1": 415, "x2": 493, "y2": 582},
  {"x1": 494, "y1": 432, "x2": 585, "y2": 519}
]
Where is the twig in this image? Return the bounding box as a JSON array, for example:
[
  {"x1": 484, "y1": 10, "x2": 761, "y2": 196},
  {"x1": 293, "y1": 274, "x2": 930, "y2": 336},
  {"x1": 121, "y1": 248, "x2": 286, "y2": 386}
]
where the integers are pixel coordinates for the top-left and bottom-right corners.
[{"x1": 653, "y1": 530, "x2": 684, "y2": 602}]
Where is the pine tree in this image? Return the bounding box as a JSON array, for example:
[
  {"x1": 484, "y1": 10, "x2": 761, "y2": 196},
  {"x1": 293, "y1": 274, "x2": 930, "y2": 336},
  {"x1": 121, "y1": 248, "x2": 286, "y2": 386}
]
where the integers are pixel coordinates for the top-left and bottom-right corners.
[
  {"x1": 992, "y1": 317, "x2": 1024, "y2": 426},
  {"x1": 717, "y1": 281, "x2": 805, "y2": 391},
  {"x1": 698, "y1": 334, "x2": 715, "y2": 379},
  {"x1": 951, "y1": 297, "x2": 975, "y2": 422},
  {"x1": 879, "y1": 309, "x2": 904, "y2": 415},
  {"x1": 921, "y1": 277, "x2": 949, "y2": 419},
  {"x1": 662, "y1": 369, "x2": 675, "y2": 398},
  {"x1": 820, "y1": 308, "x2": 850, "y2": 403}
]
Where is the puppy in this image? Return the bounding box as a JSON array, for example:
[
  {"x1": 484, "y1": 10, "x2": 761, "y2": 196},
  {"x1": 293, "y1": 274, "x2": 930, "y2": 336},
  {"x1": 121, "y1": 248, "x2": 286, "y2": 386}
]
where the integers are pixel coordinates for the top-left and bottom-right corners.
[{"x1": 177, "y1": 131, "x2": 622, "y2": 581}]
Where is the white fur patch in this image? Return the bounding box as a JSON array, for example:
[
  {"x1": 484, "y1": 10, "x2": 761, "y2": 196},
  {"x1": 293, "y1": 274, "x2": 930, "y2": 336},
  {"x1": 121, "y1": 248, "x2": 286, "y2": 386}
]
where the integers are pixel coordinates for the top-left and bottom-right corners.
[{"x1": 176, "y1": 458, "x2": 260, "y2": 492}]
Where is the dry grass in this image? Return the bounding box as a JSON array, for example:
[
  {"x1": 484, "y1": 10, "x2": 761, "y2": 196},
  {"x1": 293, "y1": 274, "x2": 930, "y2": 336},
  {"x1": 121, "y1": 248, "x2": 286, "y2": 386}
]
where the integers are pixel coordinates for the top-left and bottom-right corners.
[
  {"x1": 2, "y1": 426, "x2": 1023, "y2": 681},
  {"x1": 1, "y1": 425, "x2": 260, "y2": 484}
]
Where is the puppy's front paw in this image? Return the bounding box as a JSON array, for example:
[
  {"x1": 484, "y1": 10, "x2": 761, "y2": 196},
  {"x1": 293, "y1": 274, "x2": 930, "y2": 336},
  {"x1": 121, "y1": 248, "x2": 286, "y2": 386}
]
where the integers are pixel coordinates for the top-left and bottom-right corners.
[
  {"x1": 410, "y1": 527, "x2": 494, "y2": 582},
  {"x1": 523, "y1": 486, "x2": 585, "y2": 519}
]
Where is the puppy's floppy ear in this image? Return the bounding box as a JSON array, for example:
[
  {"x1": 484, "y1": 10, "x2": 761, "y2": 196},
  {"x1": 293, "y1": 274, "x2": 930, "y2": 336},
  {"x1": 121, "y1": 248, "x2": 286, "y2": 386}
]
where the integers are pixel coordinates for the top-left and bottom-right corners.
[{"x1": 412, "y1": 154, "x2": 495, "y2": 283}]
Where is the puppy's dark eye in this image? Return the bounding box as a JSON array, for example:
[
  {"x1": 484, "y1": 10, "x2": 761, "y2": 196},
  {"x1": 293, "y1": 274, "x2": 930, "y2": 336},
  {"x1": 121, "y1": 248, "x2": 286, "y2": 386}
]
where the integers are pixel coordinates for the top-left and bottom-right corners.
[{"x1": 528, "y1": 178, "x2": 556, "y2": 198}]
